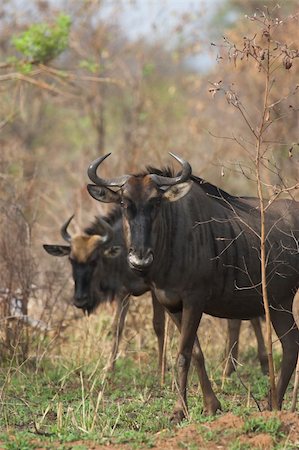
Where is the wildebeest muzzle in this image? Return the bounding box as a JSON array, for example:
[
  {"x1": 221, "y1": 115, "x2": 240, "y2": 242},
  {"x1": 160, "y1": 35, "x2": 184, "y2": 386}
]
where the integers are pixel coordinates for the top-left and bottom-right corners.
[{"x1": 128, "y1": 247, "x2": 154, "y2": 272}]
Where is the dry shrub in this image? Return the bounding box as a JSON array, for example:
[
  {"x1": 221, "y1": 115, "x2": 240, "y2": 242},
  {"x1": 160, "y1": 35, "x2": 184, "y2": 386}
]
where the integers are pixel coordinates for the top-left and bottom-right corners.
[
  {"x1": 0, "y1": 139, "x2": 37, "y2": 361},
  {"x1": 0, "y1": 138, "x2": 77, "y2": 364}
]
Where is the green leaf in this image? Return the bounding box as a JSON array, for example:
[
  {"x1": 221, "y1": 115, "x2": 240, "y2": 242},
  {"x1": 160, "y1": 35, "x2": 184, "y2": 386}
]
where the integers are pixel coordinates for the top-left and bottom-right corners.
[{"x1": 12, "y1": 13, "x2": 71, "y2": 64}]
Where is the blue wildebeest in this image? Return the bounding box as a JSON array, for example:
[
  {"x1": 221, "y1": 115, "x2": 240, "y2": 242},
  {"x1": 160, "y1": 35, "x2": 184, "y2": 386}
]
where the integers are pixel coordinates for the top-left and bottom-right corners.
[
  {"x1": 87, "y1": 153, "x2": 299, "y2": 423},
  {"x1": 43, "y1": 212, "x2": 166, "y2": 372}
]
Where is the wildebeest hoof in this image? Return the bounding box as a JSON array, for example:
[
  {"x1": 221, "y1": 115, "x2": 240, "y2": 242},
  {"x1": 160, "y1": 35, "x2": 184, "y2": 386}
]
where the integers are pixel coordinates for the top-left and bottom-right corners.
[
  {"x1": 204, "y1": 398, "x2": 221, "y2": 416},
  {"x1": 170, "y1": 409, "x2": 185, "y2": 425}
]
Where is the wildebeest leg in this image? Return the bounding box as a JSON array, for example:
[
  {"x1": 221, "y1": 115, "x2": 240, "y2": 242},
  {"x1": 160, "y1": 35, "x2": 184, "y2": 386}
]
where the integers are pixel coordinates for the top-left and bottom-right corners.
[
  {"x1": 291, "y1": 290, "x2": 299, "y2": 412},
  {"x1": 167, "y1": 310, "x2": 220, "y2": 414},
  {"x1": 151, "y1": 291, "x2": 166, "y2": 373},
  {"x1": 291, "y1": 353, "x2": 299, "y2": 412},
  {"x1": 107, "y1": 295, "x2": 130, "y2": 371},
  {"x1": 168, "y1": 304, "x2": 217, "y2": 423},
  {"x1": 251, "y1": 317, "x2": 268, "y2": 375},
  {"x1": 224, "y1": 319, "x2": 242, "y2": 377},
  {"x1": 192, "y1": 336, "x2": 221, "y2": 415},
  {"x1": 270, "y1": 306, "x2": 299, "y2": 409},
  {"x1": 168, "y1": 309, "x2": 198, "y2": 423}
]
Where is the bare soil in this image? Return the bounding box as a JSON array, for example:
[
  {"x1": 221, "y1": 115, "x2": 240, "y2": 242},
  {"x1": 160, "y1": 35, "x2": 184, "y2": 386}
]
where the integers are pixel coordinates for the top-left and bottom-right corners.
[{"x1": 19, "y1": 410, "x2": 298, "y2": 450}]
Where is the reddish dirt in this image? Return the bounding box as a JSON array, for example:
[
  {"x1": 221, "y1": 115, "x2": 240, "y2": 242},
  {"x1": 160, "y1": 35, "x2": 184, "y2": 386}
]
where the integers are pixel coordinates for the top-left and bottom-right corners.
[
  {"x1": 157, "y1": 411, "x2": 299, "y2": 450},
  {"x1": 169, "y1": 411, "x2": 299, "y2": 450},
  {"x1": 10, "y1": 410, "x2": 296, "y2": 450}
]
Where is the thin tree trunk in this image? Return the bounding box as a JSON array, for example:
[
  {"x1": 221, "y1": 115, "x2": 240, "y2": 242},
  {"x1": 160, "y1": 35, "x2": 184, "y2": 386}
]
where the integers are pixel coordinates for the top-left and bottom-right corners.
[{"x1": 255, "y1": 29, "x2": 278, "y2": 410}]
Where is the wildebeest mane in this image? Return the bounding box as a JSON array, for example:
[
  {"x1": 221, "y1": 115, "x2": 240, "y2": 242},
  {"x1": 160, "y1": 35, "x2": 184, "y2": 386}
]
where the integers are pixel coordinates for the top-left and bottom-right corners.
[
  {"x1": 84, "y1": 207, "x2": 122, "y2": 236},
  {"x1": 146, "y1": 166, "x2": 257, "y2": 215}
]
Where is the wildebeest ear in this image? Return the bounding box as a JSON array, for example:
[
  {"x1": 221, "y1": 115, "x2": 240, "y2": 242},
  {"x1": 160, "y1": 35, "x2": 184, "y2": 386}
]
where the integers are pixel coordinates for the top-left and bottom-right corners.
[
  {"x1": 43, "y1": 244, "x2": 71, "y2": 257},
  {"x1": 104, "y1": 246, "x2": 122, "y2": 258},
  {"x1": 87, "y1": 184, "x2": 121, "y2": 204},
  {"x1": 161, "y1": 181, "x2": 193, "y2": 202}
]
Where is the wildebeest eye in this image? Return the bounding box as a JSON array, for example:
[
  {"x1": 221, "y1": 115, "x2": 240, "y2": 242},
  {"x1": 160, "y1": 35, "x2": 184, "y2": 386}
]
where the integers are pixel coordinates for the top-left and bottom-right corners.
[
  {"x1": 121, "y1": 198, "x2": 134, "y2": 211},
  {"x1": 120, "y1": 198, "x2": 130, "y2": 209}
]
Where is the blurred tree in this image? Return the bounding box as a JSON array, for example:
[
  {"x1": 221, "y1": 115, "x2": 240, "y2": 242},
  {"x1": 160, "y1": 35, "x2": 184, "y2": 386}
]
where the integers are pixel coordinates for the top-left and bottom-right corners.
[
  {"x1": 0, "y1": 0, "x2": 195, "y2": 227},
  {"x1": 185, "y1": 1, "x2": 299, "y2": 194},
  {"x1": 1, "y1": 0, "x2": 297, "y2": 225},
  {"x1": 212, "y1": 0, "x2": 298, "y2": 32}
]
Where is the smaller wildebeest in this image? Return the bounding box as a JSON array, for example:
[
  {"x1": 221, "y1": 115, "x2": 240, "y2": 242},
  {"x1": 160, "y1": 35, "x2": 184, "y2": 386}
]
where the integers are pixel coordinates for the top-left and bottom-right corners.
[
  {"x1": 43, "y1": 212, "x2": 166, "y2": 372},
  {"x1": 87, "y1": 153, "x2": 299, "y2": 423}
]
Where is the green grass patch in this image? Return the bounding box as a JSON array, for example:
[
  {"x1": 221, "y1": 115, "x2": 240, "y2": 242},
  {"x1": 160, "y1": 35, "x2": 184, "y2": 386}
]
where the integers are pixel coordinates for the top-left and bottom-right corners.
[
  {"x1": 228, "y1": 440, "x2": 251, "y2": 450},
  {"x1": 0, "y1": 342, "x2": 294, "y2": 449},
  {"x1": 243, "y1": 416, "x2": 284, "y2": 438}
]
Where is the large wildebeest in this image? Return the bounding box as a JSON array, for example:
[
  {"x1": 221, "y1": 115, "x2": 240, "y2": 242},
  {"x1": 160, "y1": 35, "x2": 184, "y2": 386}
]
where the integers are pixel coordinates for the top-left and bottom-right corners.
[
  {"x1": 87, "y1": 153, "x2": 299, "y2": 423},
  {"x1": 43, "y1": 212, "x2": 166, "y2": 372}
]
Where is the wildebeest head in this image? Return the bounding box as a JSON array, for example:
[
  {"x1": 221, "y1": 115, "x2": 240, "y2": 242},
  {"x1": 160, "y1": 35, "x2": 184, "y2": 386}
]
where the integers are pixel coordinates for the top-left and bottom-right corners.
[
  {"x1": 43, "y1": 215, "x2": 122, "y2": 313},
  {"x1": 87, "y1": 153, "x2": 193, "y2": 273}
]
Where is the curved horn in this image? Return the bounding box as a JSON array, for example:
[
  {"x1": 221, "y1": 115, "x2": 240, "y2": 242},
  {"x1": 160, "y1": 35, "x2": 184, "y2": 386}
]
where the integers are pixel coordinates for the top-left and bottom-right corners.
[
  {"x1": 96, "y1": 217, "x2": 114, "y2": 244},
  {"x1": 149, "y1": 153, "x2": 192, "y2": 186},
  {"x1": 87, "y1": 153, "x2": 130, "y2": 187},
  {"x1": 60, "y1": 215, "x2": 74, "y2": 243}
]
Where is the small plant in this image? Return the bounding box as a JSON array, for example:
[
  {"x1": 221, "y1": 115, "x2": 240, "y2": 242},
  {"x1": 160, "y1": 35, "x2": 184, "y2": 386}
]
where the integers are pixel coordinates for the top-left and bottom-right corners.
[
  {"x1": 243, "y1": 415, "x2": 283, "y2": 437},
  {"x1": 12, "y1": 14, "x2": 71, "y2": 63},
  {"x1": 200, "y1": 427, "x2": 220, "y2": 442},
  {"x1": 2, "y1": 433, "x2": 37, "y2": 450},
  {"x1": 229, "y1": 440, "x2": 251, "y2": 450}
]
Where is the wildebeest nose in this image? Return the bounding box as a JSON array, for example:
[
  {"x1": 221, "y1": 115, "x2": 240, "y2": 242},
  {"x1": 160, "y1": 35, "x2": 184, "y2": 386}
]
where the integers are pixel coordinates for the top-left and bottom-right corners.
[
  {"x1": 74, "y1": 294, "x2": 89, "y2": 308},
  {"x1": 128, "y1": 248, "x2": 154, "y2": 271}
]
